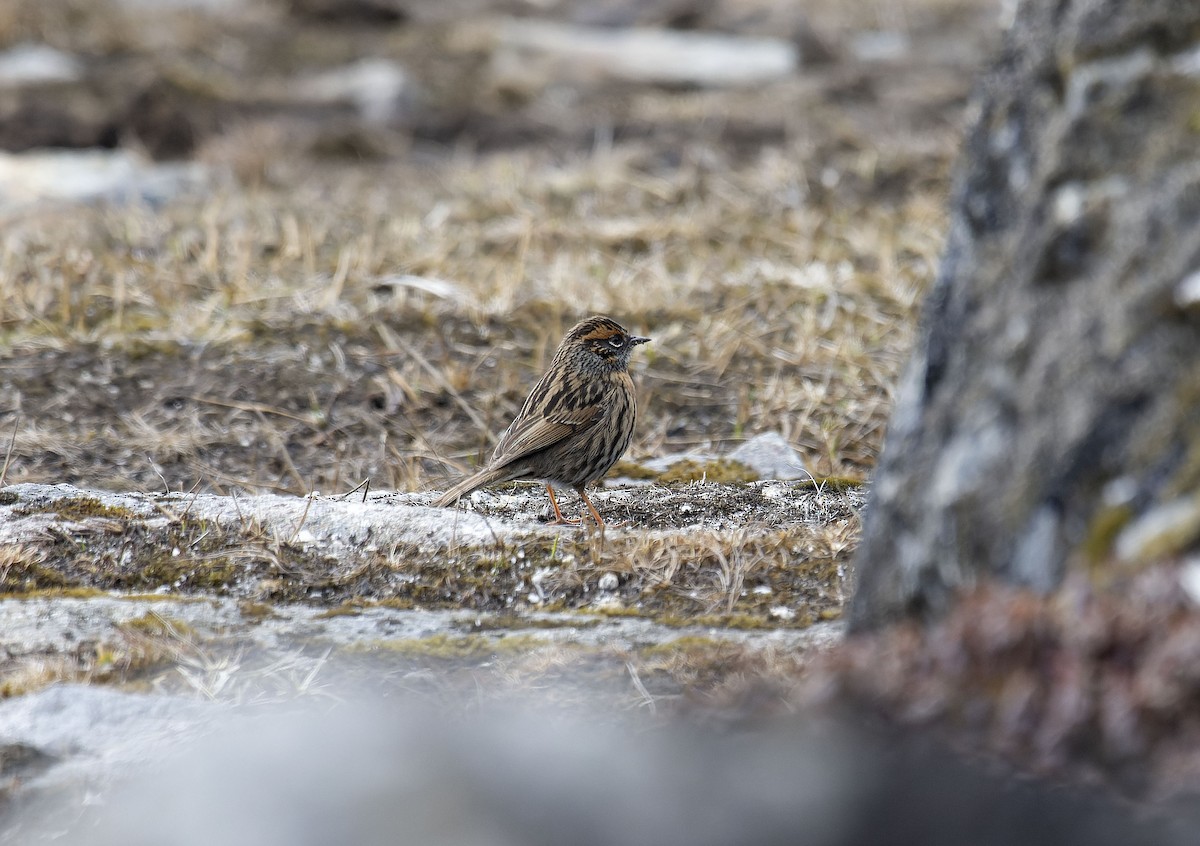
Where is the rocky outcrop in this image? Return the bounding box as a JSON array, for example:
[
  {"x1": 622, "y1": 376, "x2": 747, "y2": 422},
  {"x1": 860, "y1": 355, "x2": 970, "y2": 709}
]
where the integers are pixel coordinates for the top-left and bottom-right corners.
[{"x1": 851, "y1": 0, "x2": 1200, "y2": 627}]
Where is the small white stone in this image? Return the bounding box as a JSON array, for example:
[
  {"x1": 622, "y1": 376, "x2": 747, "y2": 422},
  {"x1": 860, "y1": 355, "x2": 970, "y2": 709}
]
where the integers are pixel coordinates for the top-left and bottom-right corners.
[
  {"x1": 753, "y1": 585, "x2": 773, "y2": 595},
  {"x1": 1102, "y1": 476, "x2": 1138, "y2": 506},
  {"x1": 1180, "y1": 558, "x2": 1200, "y2": 605},
  {"x1": 729, "y1": 432, "x2": 809, "y2": 481},
  {"x1": 597, "y1": 572, "x2": 619, "y2": 592},
  {"x1": 1052, "y1": 182, "x2": 1085, "y2": 224},
  {"x1": 293, "y1": 529, "x2": 317, "y2": 544},
  {"x1": 769, "y1": 606, "x2": 795, "y2": 621},
  {"x1": 1174, "y1": 271, "x2": 1200, "y2": 309}
]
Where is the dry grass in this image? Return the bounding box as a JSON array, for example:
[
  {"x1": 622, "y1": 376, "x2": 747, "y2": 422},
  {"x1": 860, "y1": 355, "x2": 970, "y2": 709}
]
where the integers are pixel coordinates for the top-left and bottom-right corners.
[
  {"x1": 0, "y1": 0, "x2": 998, "y2": 709},
  {"x1": 0, "y1": 0, "x2": 986, "y2": 495},
  {"x1": 0, "y1": 142, "x2": 947, "y2": 492}
]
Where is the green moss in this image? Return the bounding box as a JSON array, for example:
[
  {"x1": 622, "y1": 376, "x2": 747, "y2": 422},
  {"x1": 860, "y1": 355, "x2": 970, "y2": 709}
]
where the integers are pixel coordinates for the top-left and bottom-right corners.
[
  {"x1": 0, "y1": 586, "x2": 106, "y2": 600},
  {"x1": 138, "y1": 553, "x2": 242, "y2": 591},
  {"x1": 656, "y1": 612, "x2": 787, "y2": 630},
  {"x1": 1172, "y1": 440, "x2": 1200, "y2": 500},
  {"x1": 794, "y1": 476, "x2": 865, "y2": 492},
  {"x1": 123, "y1": 338, "x2": 185, "y2": 362},
  {"x1": 608, "y1": 460, "x2": 659, "y2": 480},
  {"x1": 594, "y1": 604, "x2": 646, "y2": 618},
  {"x1": 657, "y1": 459, "x2": 757, "y2": 485},
  {"x1": 118, "y1": 592, "x2": 207, "y2": 603},
  {"x1": 0, "y1": 560, "x2": 80, "y2": 593},
  {"x1": 316, "y1": 603, "x2": 364, "y2": 619},
  {"x1": 400, "y1": 538, "x2": 571, "y2": 608},
  {"x1": 375, "y1": 597, "x2": 418, "y2": 611},
  {"x1": 637, "y1": 635, "x2": 727, "y2": 657},
  {"x1": 112, "y1": 518, "x2": 248, "y2": 592},
  {"x1": 1082, "y1": 504, "x2": 1134, "y2": 564},
  {"x1": 458, "y1": 614, "x2": 601, "y2": 632},
  {"x1": 238, "y1": 600, "x2": 277, "y2": 620},
  {"x1": 116, "y1": 612, "x2": 196, "y2": 640},
  {"x1": 350, "y1": 632, "x2": 550, "y2": 660},
  {"x1": 15, "y1": 496, "x2": 141, "y2": 521}
]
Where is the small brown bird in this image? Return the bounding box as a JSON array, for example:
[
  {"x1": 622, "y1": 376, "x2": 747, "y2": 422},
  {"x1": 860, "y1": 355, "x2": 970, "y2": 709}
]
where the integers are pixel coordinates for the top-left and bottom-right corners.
[{"x1": 434, "y1": 316, "x2": 649, "y2": 526}]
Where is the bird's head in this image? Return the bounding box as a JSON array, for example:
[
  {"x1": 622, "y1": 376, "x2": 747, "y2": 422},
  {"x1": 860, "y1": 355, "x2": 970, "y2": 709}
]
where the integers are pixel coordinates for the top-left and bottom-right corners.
[{"x1": 562, "y1": 316, "x2": 651, "y2": 372}]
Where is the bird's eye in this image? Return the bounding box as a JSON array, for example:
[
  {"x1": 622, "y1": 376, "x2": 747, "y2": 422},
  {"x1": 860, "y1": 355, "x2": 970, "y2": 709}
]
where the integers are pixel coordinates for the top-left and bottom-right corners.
[{"x1": 608, "y1": 336, "x2": 625, "y2": 348}]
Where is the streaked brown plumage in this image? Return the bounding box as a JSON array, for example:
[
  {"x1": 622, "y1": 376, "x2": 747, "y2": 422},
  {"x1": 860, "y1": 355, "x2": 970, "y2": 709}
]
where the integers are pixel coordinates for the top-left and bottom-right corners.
[{"x1": 434, "y1": 316, "x2": 649, "y2": 526}]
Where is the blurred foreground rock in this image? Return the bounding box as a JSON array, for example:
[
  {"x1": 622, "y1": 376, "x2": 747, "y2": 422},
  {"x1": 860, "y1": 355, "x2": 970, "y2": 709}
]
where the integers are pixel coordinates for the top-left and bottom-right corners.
[
  {"x1": 852, "y1": 0, "x2": 1200, "y2": 626},
  {"x1": 5, "y1": 688, "x2": 1192, "y2": 845}
]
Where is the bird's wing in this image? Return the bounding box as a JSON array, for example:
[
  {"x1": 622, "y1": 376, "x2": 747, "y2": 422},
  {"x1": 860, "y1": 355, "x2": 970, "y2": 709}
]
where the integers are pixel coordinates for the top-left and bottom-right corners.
[{"x1": 490, "y1": 403, "x2": 601, "y2": 467}]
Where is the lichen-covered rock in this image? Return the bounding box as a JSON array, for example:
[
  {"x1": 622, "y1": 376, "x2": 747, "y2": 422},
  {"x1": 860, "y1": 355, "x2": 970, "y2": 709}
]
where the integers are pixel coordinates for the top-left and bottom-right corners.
[{"x1": 851, "y1": 0, "x2": 1200, "y2": 628}]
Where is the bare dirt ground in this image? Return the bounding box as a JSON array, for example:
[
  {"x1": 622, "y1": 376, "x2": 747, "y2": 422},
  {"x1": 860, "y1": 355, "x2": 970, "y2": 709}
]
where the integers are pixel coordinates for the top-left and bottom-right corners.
[{"x1": 0, "y1": 0, "x2": 1001, "y2": 707}]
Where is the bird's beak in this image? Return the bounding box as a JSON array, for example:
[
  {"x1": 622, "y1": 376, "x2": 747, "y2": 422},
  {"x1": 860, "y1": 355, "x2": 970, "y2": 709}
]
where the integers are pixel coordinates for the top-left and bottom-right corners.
[{"x1": 631, "y1": 336, "x2": 651, "y2": 346}]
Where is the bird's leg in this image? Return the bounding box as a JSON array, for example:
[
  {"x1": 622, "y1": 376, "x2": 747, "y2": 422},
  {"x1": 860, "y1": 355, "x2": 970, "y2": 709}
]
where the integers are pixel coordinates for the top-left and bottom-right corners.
[
  {"x1": 545, "y1": 484, "x2": 581, "y2": 525},
  {"x1": 575, "y1": 486, "x2": 606, "y2": 529}
]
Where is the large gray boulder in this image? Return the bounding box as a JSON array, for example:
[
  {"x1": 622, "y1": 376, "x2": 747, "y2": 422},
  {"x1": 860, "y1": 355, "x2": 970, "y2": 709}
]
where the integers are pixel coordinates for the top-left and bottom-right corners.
[{"x1": 851, "y1": 0, "x2": 1200, "y2": 628}]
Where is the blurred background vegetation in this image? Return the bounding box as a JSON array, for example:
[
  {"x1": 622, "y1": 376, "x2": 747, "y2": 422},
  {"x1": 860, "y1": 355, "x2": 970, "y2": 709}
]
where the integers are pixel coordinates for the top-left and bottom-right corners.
[{"x1": 0, "y1": 0, "x2": 1001, "y2": 494}]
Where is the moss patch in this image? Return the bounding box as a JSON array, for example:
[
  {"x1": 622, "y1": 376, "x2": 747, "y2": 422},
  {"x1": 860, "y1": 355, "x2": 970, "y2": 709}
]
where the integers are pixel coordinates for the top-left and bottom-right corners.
[
  {"x1": 0, "y1": 545, "x2": 83, "y2": 593},
  {"x1": 796, "y1": 476, "x2": 865, "y2": 493},
  {"x1": 238, "y1": 600, "x2": 277, "y2": 621},
  {"x1": 115, "y1": 612, "x2": 196, "y2": 640},
  {"x1": 350, "y1": 632, "x2": 551, "y2": 661},
  {"x1": 1083, "y1": 504, "x2": 1134, "y2": 565},
  {"x1": 315, "y1": 603, "x2": 364, "y2": 619},
  {"x1": 658, "y1": 459, "x2": 758, "y2": 485},
  {"x1": 457, "y1": 614, "x2": 602, "y2": 632},
  {"x1": 0, "y1": 586, "x2": 108, "y2": 601},
  {"x1": 609, "y1": 461, "x2": 660, "y2": 480},
  {"x1": 15, "y1": 496, "x2": 142, "y2": 521}
]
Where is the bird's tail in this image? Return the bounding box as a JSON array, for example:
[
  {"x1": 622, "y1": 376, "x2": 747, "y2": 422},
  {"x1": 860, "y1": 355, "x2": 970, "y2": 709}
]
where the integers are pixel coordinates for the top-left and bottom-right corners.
[{"x1": 432, "y1": 466, "x2": 510, "y2": 508}]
